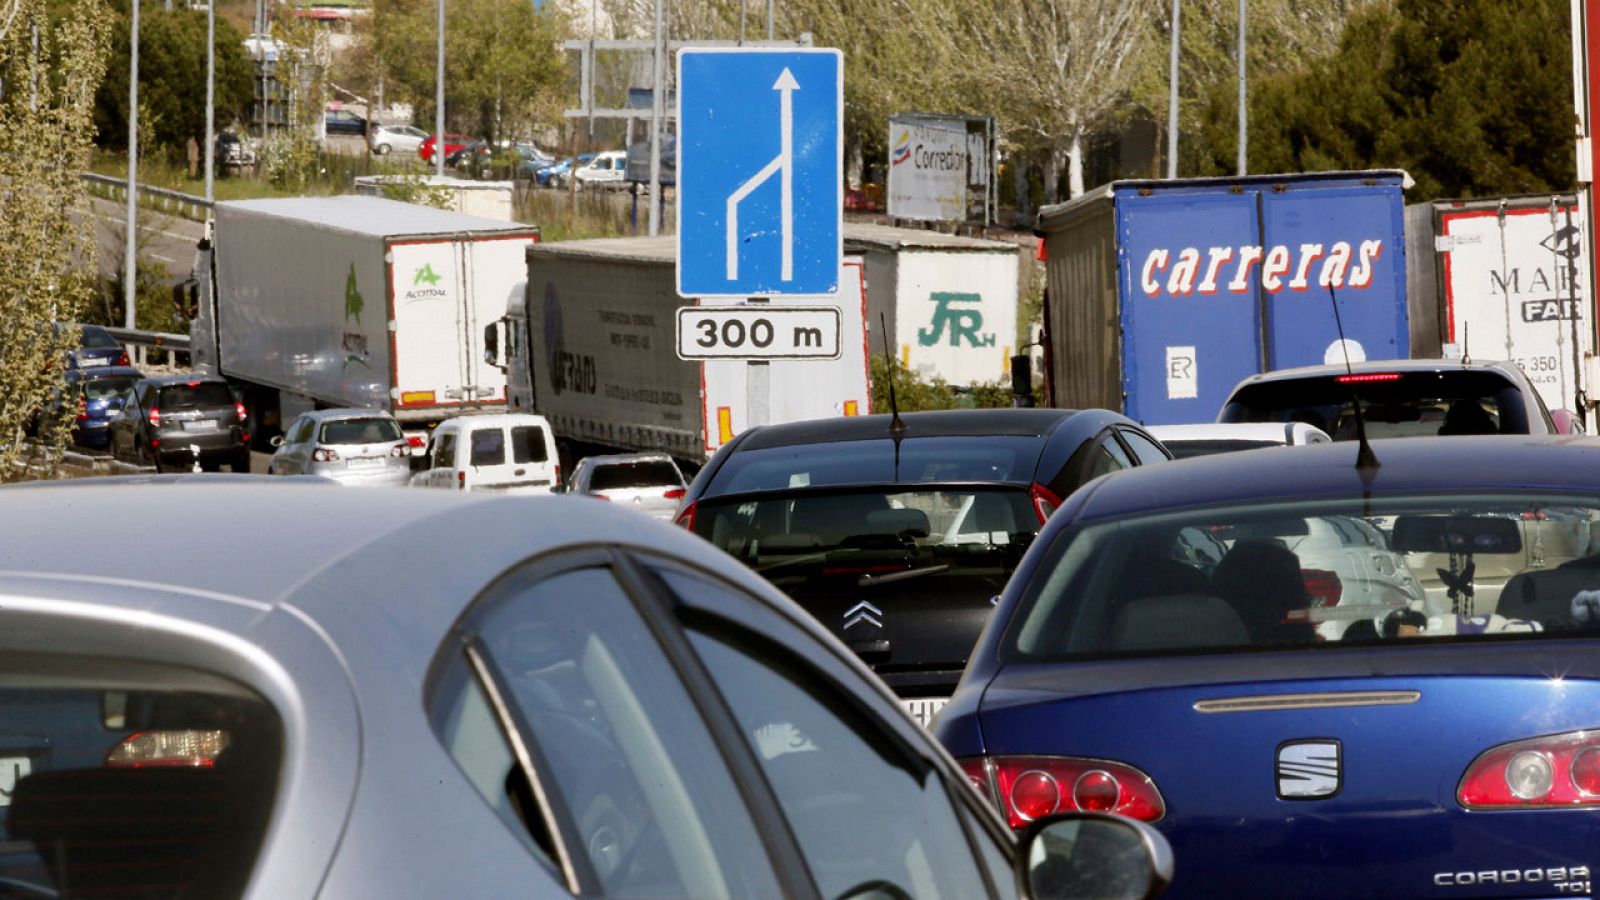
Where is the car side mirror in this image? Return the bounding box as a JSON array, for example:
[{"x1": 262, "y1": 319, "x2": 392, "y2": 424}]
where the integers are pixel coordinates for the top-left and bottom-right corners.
[
  {"x1": 1016, "y1": 812, "x2": 1173, "y2": 900},
  {"x1": 269, "y1": 435, "x2": 285, "y2": 448}
]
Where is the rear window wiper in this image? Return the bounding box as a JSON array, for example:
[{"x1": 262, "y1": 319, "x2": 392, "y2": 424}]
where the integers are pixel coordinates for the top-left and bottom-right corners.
[{"x1": 858, "y1": 564, "x2": 949, "y2": 588}]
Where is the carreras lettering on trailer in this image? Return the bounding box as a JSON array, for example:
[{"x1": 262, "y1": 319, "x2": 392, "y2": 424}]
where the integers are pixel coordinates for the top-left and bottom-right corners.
[{"x1": 1138, "y1": 240, "x2": 1386, "y2": 297}]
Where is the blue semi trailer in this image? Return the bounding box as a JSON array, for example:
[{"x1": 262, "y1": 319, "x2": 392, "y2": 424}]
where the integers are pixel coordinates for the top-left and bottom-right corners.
[{"x1": 1037, "y1": 170, "x2": 1417, "y2": 425}]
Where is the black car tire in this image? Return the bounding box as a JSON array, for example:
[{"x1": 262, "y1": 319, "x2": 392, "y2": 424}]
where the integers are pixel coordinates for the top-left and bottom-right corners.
[{"x1": 231, "y1": 448, "x2": 252, "y2": 473}]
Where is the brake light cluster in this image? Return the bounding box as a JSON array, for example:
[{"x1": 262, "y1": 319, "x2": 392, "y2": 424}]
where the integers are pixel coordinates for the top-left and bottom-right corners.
[
  {"x1": 116, "y1": 350, "x2": 130, "y2": 366},
  {"x1": 389, "y1": 442, "x2": 409, "y2": 458},
  {"x1": 1030, "y1": 483, "x2": 1062, "y2": 523},
  {"x1": 960, "y1": 755, "x2": 1165, "y2": 827},
  {"x1": 1460, "y1": 731, "x2": 1600, "y2": 808},
  {"x1": 148, "y1": 407, "x2": 161, "y2": 428},
  {"x1": 105, "y1": 730, "x2": 229, "y2": 768},
  {"x1": 312, "y1": 448, "x2": 340, "y2": 462},
  {"x1": 674, "y1": 501, "x2": 697, "y2": 530},
  {"x1": 663, "y1": 488, "x2": 686, "y2": 501},
  {"x1": 75, "y1": 395, "x2": 89, "y2": 423},
  {"x1": 1302, "y1": 568, "x2": 1343, "y2": 608},
  {"x1": 1336, "y1": 372, "x2": 1402, "y2": 384}
]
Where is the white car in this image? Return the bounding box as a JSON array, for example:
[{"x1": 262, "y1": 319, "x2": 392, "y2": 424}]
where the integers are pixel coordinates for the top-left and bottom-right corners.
[
  {"x1": 368, "y1": 123, "x2": 429, "y2": 157},
  {"x1": 566, "y1": 452, "x2": 687, "y2": 522},
  {"x1": 1146, "y1": 421, "x2": 1330, "y2": 460},
  {"x1": 410, "y1": 413, "x2": 560, "y2": 494},
  {"x1": 570, "y1": 150, "x2": 627, "y2": 189}
]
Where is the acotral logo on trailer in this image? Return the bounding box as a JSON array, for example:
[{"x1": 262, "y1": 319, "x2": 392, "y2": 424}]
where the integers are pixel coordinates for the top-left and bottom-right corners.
[{"x1": 414, "y1": 263, "x2": 443, "y2": 286}]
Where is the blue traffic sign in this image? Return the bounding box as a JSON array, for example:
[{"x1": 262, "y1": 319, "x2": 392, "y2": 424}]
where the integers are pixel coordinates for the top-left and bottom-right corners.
[{"x1": 677, "y1": 48, "x2": 842, "y2": 299}]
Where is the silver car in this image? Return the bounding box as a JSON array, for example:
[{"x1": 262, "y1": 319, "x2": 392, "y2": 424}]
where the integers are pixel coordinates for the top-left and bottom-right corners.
[
  {"x1": 567, "y1": 452, "x2": 687, "y2": 521},
  {"x1": 0, "y1": 479, "x2": 1171, "y2": 899},
  {"x1": 268, "y1": 409, "x2": 411, "y2": 487}
]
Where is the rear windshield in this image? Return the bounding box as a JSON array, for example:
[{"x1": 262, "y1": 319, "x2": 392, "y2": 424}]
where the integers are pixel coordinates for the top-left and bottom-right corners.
[
  {"x1": 471, "y1": 428, "x2": 505, "y2": 466},
  {"x1": 710, "y1": 436, "x2": 1044, "y2": 495},
  {"x1": 510, "y1": 426, "x2": 548, "y2": 464},
  {"x1": 592, "y1": 461, "x2": 682, "y2": 491},
  {"x1": 1164, "y1": 439, "x2": 1279, "y2": 459},
  {"x1": 79, "y1": 327, "x2": 120, "y2": 349},
  {"x1": 1004, "y1": 493, "x2": 1600, "y2": 663},
  {"x1": 0, "y1": 654, "x2": 282, "y2": 900},
  {"x1": 1220, "y1": 370, "x2": 1534, "y2": 438},
  {"x1": 83, "y1": 376, "x2": 138, "y2": 401},
  {"x1": 159, "y1": 382, "x2": 234, "y2": 410},
  {"x1": 319, "y1": 417, "x2": 402, "y2": 445},
  {"x1": 692, "y1": 487, "x2": 1038, "y2": 600}
]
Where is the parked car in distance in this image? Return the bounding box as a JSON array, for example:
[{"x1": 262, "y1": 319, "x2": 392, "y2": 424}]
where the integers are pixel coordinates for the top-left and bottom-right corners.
[
  {"x1": 214, "y1": 131, "x2": 256, "y2": 171},
  {"x1": 268, "y1": 409, "x2": 410, "y2": 487},
  {"x1": 569, "y1": 150, "x2": 627, "y2": 189},
  {"x1": 49, "y1": 366, "x2": 144, "y2": 450},
  {"x1": 1218, "y1": 358, "x2": 1559, "y2": 438},
  {"x1": 107, "y1": 374, "x2": 249, "y2": 472},
  {"x1": 322, "y1": 108, "x2": 368, "y2": 137},
  {"x1": 0, "y1": 480, "x2": 1174, "y2": 900},
  {"x1": 1146, "y1": 421, "x2": 1331, "y2": 459},
  {"x1": 567, "y1": 452, "x2": 686, "y2": 521},
  {"x1": 418, "y1": 133, "x2": 472, "y2": 166},
  {"x1": 677, "y1": 408, "x2": 1173, "y2": 727},
  {"x1": 367, "y1": 123, "x2": 428, "y2": 156},
  {"x1": 939, "y1": 436, "x2": 1600, "y2": 899},
  {"x1": 57, "y1": 322, "x2": 128, "y2": 370},
  {"x1": 444, "y1": 138, "x2": 492, "y2": 170},
  {"x1": 537, "y1": 153, "x2": 593, "y2": 187},
  {"x1": 410, "y1": 413, "x2": 560, "y2": 494}
]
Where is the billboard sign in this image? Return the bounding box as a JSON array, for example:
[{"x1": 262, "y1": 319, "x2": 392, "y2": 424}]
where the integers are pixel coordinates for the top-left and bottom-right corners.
[{"x1": 886, "y1": 114, "x2": 995, "y2": 225}]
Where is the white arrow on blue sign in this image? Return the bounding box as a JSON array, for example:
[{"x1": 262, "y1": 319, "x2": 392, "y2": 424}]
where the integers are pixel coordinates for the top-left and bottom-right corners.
[{"x1": 676, "y1": 48, "x2": 843, "y2": 299}]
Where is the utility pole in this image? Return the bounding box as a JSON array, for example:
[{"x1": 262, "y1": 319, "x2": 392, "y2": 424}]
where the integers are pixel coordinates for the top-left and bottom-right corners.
[
  {"x1": 435, "y1": 0, "x2": 444, "y2": 178},
  {"x1": 1237, "y1": 0, "x2": 1247, "y2": 176},
  {"x1": 1166, "y1": 0, "x2": 1179, "y2": 179},
  {"x1": 648, "y1": 0, "x2": 664, "y2": 235},
  {"x1": 204, "y1": 0, "x2": 215, "y2": 202},
  {"x1": 124, "y1": 0, "x2": 140, "y2": 331}
]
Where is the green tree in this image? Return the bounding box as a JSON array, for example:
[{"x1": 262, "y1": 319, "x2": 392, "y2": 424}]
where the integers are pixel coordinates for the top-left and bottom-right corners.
[
  {"x1": 365, "y1": 0, "x2": 567, "y2": 142},
  {"x1": 0, "y1": 0, "x2": 113, "y2": 479},
  {"x1": 95, "y1": 2, "x2": 254, "y2": 155}
]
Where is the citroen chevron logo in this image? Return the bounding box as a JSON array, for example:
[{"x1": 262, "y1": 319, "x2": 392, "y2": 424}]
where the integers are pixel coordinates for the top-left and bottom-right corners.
[
  {"x1": 1277, "y1": 739, "x2": 1342, "y2": 799},
  {"x1": 842, "y1": 600, "x2": 882, "y2": 630}
]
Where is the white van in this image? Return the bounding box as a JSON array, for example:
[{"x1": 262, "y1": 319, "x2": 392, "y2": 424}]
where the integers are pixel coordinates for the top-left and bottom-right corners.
[{"x1": 410, "y1": 413, "x2": 560, "y2": 493}]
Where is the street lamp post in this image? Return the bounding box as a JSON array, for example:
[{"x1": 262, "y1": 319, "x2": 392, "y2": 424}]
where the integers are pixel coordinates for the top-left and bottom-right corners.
[
  {"x1": 435, "y1": 0, "x2": 444, "y2": 179},
  {"x1": 124, "y1": 0, "x2": 140, "y2": 331},
  {"x1": 205, "y1": 0, "x2": 215, "y2": 202},
  {"x1": 1166, "y1": 0, "x2": 1179, "y2": 179}
]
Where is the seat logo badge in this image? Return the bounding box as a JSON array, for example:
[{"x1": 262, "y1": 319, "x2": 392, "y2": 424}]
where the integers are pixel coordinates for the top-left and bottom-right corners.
[
  {"x1": 843, "y1": 601, "x2": 883, "y2": 630},
  {"x1": 1277, "y1": 740, "x2": 1342, "y2": 800}
]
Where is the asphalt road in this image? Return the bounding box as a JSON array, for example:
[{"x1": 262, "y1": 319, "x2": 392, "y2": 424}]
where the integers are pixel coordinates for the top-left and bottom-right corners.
[{"x1": 85, "y1": 194, "x2": 205, "y2": 284}]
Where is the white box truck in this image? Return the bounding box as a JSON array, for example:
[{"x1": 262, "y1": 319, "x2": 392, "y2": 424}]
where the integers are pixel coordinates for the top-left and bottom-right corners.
[
  {"x1": 187, "y1": 196, "x2": 540, "y2": 446},
  {"x1": 490, "y1": 236, "x2": 870, "y2": 467}
]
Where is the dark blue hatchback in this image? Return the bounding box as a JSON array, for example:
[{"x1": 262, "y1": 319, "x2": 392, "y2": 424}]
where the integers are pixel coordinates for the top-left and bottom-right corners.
[{"x1": 939, "y1": 436, "x2": 1600, "y2": 899}]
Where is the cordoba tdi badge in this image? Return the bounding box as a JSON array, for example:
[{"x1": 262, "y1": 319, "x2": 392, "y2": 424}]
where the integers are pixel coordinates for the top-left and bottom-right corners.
[{"x1": 1277, "y1": 739, "x2": 1342, "y2": 799}]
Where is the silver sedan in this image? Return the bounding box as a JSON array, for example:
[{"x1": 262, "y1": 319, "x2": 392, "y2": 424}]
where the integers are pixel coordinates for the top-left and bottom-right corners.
[
  {"x1": 0, "y1": 479, "x2": 1169, "y2": 899},
  {"x1": 268, "y1": 408, "x2": 411, "y2": 487}
]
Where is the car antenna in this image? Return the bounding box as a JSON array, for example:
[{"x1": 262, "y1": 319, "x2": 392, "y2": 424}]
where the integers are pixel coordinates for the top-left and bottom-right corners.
[
  {"x1": 879, "y1": 313, "x2": 907, "y2": 482},
  {"x1": 1328, "y1": 283, "x2": 1380, "y2": 473}
]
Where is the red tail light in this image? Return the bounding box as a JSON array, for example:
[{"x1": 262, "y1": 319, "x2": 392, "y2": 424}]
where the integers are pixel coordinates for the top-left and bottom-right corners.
[
  {"x1": 406, "y1": 434, "x2": 426, "y2": 449},
  {"x1": 663, "y1": 488, "x2": 686, "y2": 500},
  {"x1": 1336, "y1": 372, "x2": 1402, "y2": 384},
  {"x1": 148, "y1": 406, "x2": 161, "y2": 428},
  {"x1": 75, "y1": 395, "x2": 89, "y2": 423},
  {"x1": 1302, "y1": 568, "x2": 1343, "y2": 608},
  {"x1": 390, "y1": 442, "x2": 409, "y2": 457},
  {"x1": 458, "y1": 470, "x2": 466, "y2": 490},
  {"x1": 312, "y1": 448, "x2": 340, "y2": 462},
  {"x1": 1522, "y1": 510, "x2": 1549, "y2": 521},
  {"x1": 117, "y1": 350, "x2": 130, "y2": 366},
  {"x1": 674, "y1": 500, "x2": 697, "y2": 530},
  {"x1": 1460, "y1": 731, "x2": 1600, "y2": 809},
  {"x1": 235, "y1": 401, "x2": 247, "y2": 424},
  {"x1": 554, "y1": 464, "x2": 561, "y2": 485},
  {"x1": 105, "y1": 730, "x2": 229, "y2": 768},
  {"x1": 592, "y1": 494, "x2": 612, "y2": 501},
  {"x1": 964, "y1": 755, "x2": 1165, "y2": 827},
  {"x1": 1030, "y1": 483, "x2": 1062, "y2": 523}
]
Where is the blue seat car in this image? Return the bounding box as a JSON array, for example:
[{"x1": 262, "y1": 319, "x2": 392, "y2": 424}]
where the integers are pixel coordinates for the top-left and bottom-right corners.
[
  {"x1": 939, "y1": 436, "x2": 1600, "y2": 898},
  {"x1": 32, "y1": 365, "x2": 143, "y2": 450}
]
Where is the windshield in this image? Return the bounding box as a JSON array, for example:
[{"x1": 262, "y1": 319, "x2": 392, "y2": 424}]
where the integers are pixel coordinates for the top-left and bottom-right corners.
[
  {"x1": 1006, "y1": 494, "x2": 1600, "y2": 662},
  {"x1": 592, "y1": 461, "x2": 682, "y2": 490},
  {"x1": 1220, "y1": 371, "x2": 1534, "y2": 438},
  {"x1": 709, "y1": 436, "x2": 1044, "y2": 495},
  {"x1": 78, "y1": 327, "x2": 120, "y2": 349},
  {"x1": 158, "y1": 382, "x2": 234, "y2": 410},
  {"x1": 319, "y1": 417, "x2": 402, "y2": 445},
  {"x1": 83, "y1": 376, "x2": 137, "y2": 401},
  {"x1": 693, "y1": 487, "x2": 1038, "y2": 596}
]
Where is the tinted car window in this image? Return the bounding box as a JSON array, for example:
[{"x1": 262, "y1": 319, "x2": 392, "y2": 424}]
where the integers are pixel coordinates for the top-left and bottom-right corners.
[
  {"x1": 509, "y1": 426, "x2": 548, "y2": 464},
  {"x1": 1088, "y1": 439, "x2": 1130, "y2": 479},
  {"x1": 1221, "y1": 370, "x2": 1531, "y2": 437},
  {"x1": 466, "y1": 567, "x2": 779, "y2": 897},
  {"x1": 591, "y1": 461, "x2": 682, "y2": 491},
  {"x1": 83, "y1": 376, "x2": 138, "y2": 401},
  {"x1": 289, "y1": 416, "x2": 316, "y2": 444},
  {"x1": 79, "y1": 326, "x2": 120, "y2": 348},
  {"x1": 1, "y1": 654, "x2": 282, "y2": 900},
  {"x1": 320, "y1": 418, "x2": 402, "y2": 445},
  {"x1": 1164, "y1": 439, "x2": 1279, "y2": 459},
  {"x1": 471, "y1": 429, "x2": 506, "y2": 466},
  {"x1": 158, "y1": 382, "x2": 234, "y2": 410},
  {"x1": 433, "y1": 433, "x2": 457, "y2": 469},
  {"x1": 686, "y1": 625, "x2": 993, "y2": 900},
  {"x1": 1118, "y1": 428, "x2": 1170, "y2": 466},
  {"x1": 713, "y1": 436, "x2": 1044, "y2": 494}
]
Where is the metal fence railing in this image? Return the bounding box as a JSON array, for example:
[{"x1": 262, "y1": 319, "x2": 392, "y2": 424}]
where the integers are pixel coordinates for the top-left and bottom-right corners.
[{"x1": 81, "y1": 173, "x2": 213, "y2": 221}]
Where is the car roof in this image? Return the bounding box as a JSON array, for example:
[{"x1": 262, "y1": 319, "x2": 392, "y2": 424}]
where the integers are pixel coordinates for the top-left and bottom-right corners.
[
  {"x1": 67, "y1": 365, "x2": 143, "y2": 380},
  {"x1": 1071, "y1": 435, "x2": 1600, "y2": 521},
  {"x1": 734, "y1": 408, "x2": 1106, "y2": 451},
  {"x1": 1231, "y1": 357, "x2": 1524, "y2": 388},
  {"x1": 298, "y1": 408, "x2": 396, "y2": 421},
  {"x1": 434, "y1": 412, "x2": 550, "y2": 430},
  {"x1": 139, "y1": 373, "x2": 230, "y2": 386},
  {"x1": 580, "y1": 452, "x2": 677, "y2": 467},
  {"x1": 0, "y1": 481, "x2": 769, "y2": 645}
]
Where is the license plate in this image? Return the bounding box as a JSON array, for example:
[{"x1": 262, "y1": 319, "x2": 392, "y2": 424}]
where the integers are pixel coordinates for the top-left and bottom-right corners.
[
  {"x1": 0, "y1": 755, "x2": 33, "y2": 807},
  {"x1": 347, "y1": 457, "x2": 383, "y2": 469},
  {"x1": 901, "y1": 697, "x2": 949, "y2": 729},
  {"x1": 182, "y1": 419, "x2": 218, "y2": 432}
]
